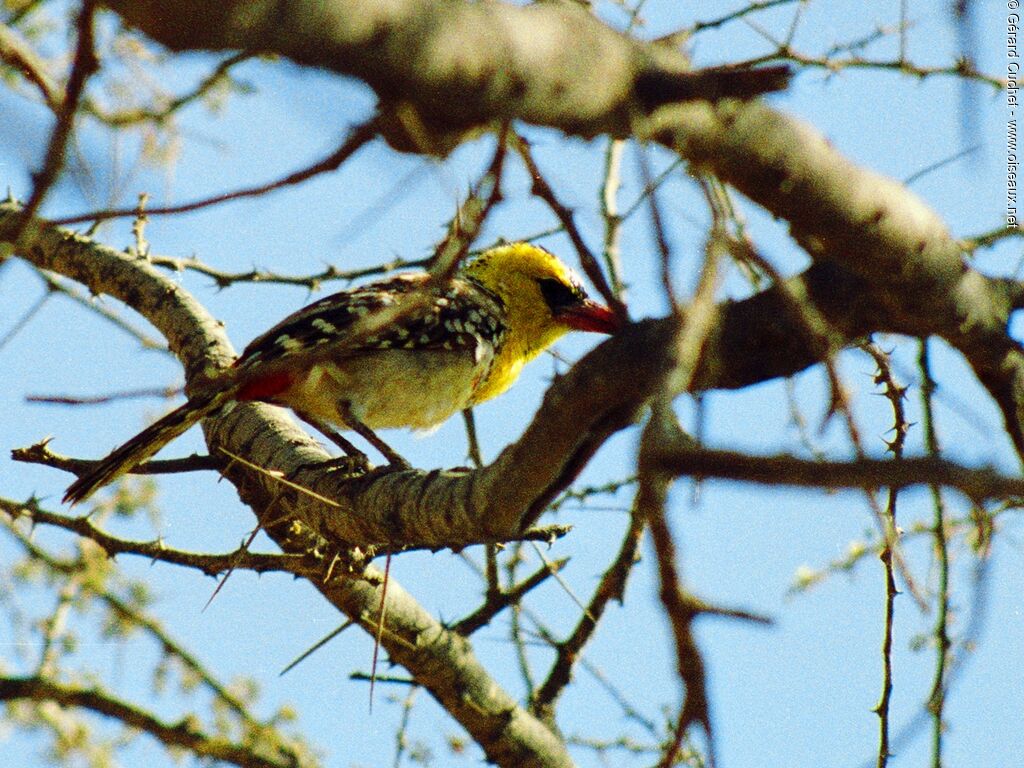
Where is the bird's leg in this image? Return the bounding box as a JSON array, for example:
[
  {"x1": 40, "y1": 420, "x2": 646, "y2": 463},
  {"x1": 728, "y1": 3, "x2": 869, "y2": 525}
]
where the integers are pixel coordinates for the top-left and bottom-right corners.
[
  {"x1": 295, "y1": 410, "x2": 371, "y2": 473},
  {"x1": 337, "y1": 401, "x2": 411, "y2": 469}
]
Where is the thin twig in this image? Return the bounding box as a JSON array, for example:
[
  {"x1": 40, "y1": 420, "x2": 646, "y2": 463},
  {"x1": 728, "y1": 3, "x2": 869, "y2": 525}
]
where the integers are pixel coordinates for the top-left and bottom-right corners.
[
  {"x1": 392, "y1": 685, "x2": 420, "y2": 768},
  {"x1": 8, "y1": 528, "x2": 278, "y2": 734},
  {"x1": 639, "y1": 405, "x2": 714, "y2": 768},
  {"x1": 510, "y1": 131, "x2": 622, "y2": 314},
  {"x1": 14, "y1": 0, "x2": 99, "y2": 237},
  {"x1": 12, "y1": 440, "x2": 220, "y2": 476},
  {"x1": 27, "y1": 385, "x2": 181, "y2": 406},
  {"x1": 94, "y1": 52, "x2": 253, "y2": 127},
  {"x1": 506, "y1": 544, "x2": 537, "y2": 703},
  {"x1": 50, "y1": 118, "x2": 378, "y2": 226},
  {"x1": 0, "y1": 675, "x2": 309, "y2": 768},
  {"x1": 0, "y1": 21, "x2": 62, "y2": 108},
  {"x1": 636, "y1": 145, "x2": 679, "y2": 308},
  {"x1": 600, "y1": 138, "x2": 626, "y2": 297},
  {"x1": 919, "y1": 340, "x2": 950, "y2": 768},
  {"x1": 453, "y1": 557, "x2": 568, "y2": 636},
  {"x1": 863, "y1": 343, "x2": 909, "y2": 768},
  {"x1": 428, "y1": 126, "x2": 509, "y2": 281},
  {"x1": 960, "y1": 224, "x2": 1023, "y2": 254},
  {"x1": 0, "y1": 289, "x2": 51, "y2": 352},
  {"x1": 0, "y1": 496, "x2": 309, "y2": 578},
  {"x1": 738, "y1": 47, "x2": 1005, "y2": 90},
  {"x1": 532, "y1": 510, "x2": 644, "y2": 718},
  {"x1": 691, "y1": 0, "x2": 799, "y2": 35},
  {"x1": 36, "y1": 268, "x2": 167, "y2": 350},
  {"x1": 279, "y1": 621, "x2": 356, "y2": 677},
  {"x1": 151, "y1": 253, "x2": 429, "y2": 290}
]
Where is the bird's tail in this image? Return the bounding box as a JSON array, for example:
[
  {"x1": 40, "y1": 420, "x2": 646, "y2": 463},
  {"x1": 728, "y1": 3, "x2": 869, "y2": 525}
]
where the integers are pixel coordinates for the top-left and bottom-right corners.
[{"x1": 63, "y1": 387, "x2": 232, "y2": 505}]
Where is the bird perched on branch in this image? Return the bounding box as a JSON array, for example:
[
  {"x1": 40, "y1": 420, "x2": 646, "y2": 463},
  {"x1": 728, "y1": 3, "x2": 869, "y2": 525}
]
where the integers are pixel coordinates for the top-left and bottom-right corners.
[{"x1": 64, "y1": 243, "x2": 621, "y2": 504}]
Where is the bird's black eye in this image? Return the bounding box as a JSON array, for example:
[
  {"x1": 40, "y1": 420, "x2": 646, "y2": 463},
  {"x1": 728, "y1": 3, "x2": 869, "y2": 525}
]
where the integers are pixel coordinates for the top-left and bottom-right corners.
[{"x1": 537, "y1": 277, "x2": 583, "y2": 313}]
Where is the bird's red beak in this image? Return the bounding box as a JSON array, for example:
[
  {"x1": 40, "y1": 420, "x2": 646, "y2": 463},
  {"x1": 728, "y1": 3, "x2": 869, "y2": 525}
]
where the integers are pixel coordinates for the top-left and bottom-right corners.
[{"x1": 557, "y1": 299, "x2": 623, "y2": 334}]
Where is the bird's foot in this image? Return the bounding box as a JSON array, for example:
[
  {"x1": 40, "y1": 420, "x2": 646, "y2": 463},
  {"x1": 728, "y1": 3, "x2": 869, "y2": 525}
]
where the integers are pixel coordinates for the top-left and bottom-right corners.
[{"x1": 291, "y1": 454, "x2": 372, "y2": 480}]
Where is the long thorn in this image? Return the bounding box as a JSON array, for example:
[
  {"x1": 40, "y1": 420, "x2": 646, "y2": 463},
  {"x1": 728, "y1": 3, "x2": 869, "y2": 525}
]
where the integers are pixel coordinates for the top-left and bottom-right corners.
[{"x1": 369, "y1": 553, "x2": 392, "y2": 713}]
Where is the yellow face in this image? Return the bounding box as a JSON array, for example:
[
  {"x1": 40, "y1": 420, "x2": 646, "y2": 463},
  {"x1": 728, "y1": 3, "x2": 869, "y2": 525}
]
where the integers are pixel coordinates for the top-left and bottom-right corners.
[{"x1": 462, "y1": 243, "x2": 616, "y2": 404}]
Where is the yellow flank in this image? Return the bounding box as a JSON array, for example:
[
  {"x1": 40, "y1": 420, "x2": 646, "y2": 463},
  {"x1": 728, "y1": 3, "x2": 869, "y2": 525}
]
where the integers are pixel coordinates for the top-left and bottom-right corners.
[{"x1": 462, "y1": 243, "x2": 577, "y2": 404}]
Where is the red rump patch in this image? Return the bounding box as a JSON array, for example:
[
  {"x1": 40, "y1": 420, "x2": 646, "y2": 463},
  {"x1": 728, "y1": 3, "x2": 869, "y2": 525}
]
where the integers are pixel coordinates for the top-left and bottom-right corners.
[{"x1": 236, "y1": 371, "x2": 293, "y2": 402}]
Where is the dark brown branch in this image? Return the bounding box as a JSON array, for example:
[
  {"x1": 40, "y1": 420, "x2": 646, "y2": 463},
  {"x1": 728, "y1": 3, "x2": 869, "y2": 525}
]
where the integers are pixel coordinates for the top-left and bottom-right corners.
[
  {"x1": 532, "y1": 510, "x2": 645, "y2": 720},
  {"x1": 10, "y1": 200, "x2": 1014, "y2": 551},
  {"x1": 0, "y1": 497, "x2": 311, "y2": 578},
  {"x1": 638, "y1": 406, "x2": 713, "y2": 768},
  {"x1": 453, "y1": 557, "x2": 569, "y2": 636},
  {"x1": 91, "y1": 0, "x2": 1020, "y2": 468},
  {"x1": 0, "y1": 676, "x2": 315, "y2": 768},
  {"x1": 647, "y1": 447, "x2": 1024, "y2": 501},
  {"x1": 84, "y1": 1, "x2": 1021, "y2": 464},
  {"x1": 3, "y1": 112, "x2": 1018, "y2": 763}
]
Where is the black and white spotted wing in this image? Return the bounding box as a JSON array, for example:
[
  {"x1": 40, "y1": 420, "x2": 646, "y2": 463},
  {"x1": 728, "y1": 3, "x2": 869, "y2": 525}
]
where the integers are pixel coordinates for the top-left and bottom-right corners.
[{"x1": 238, "y1": 274, "x2": 508, "y2": 368}]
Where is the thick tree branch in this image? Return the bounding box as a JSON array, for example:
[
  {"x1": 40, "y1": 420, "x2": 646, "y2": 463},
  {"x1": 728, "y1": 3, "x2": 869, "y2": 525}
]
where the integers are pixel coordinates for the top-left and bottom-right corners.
[
  {"x1": 100, "y1": 0, "x2": 787, "y2": 152},
  {"x1": 9, "y1": 194, "x2": 1009, "y2": 765}
]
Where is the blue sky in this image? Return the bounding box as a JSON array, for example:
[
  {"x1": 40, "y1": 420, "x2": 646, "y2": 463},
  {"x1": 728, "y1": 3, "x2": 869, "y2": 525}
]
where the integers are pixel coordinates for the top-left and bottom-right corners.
[{"x1": 1, "y1": 1, "x2": 1020, "y2": 767}]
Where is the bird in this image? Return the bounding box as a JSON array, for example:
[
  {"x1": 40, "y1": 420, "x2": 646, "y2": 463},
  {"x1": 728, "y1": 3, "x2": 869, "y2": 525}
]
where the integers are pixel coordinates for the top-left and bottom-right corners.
[{"x1": 63, "y1": 243, "x2": 621, "y2": 504}]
